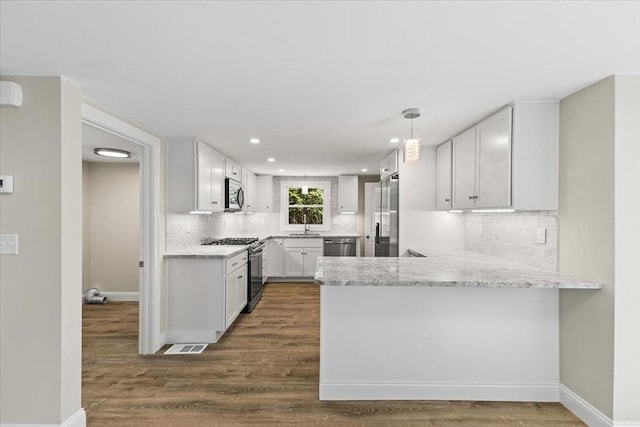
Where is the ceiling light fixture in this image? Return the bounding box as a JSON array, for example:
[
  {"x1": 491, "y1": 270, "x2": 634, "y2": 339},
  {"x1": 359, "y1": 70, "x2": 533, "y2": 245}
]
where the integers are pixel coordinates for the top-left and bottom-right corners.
[
  {"x1": 301, "y1": 176, "x2": 309, "y2": 195},
  {"x1": 278, "y1": 168, "x2": 285, "y2": 173},
  {"x1": 267, "y1": 157, "x2": 275, "y2": 162},
  {"x1": 93, "y1": 147, "x2": 131, "y2": 158},
  {"x1": 390, "y1": 138, "x2": 400, "y2": 144},
  {"x1": 402, "y1": 108, "x2": 421, "y2": 163},
  {"x1": 361, "y1": 168, "x2": 368, "y2": 172},
  {"x1": 250, "y1": 138, "x2": 260, "y2": 144}
]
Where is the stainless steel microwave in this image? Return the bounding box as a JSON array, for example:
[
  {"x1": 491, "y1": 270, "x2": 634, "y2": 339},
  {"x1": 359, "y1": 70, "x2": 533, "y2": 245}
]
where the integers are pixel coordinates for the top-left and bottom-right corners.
[{"x1": 225, "y1": 178, "x2": 244, "y2": 211}]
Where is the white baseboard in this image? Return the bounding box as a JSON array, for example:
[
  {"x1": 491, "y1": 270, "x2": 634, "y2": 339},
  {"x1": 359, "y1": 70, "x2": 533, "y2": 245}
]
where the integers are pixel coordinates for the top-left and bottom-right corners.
[
  {"x1": 319, "y1": 382, "x2": 559, "y2": 402},
  {"x1": 559, "y1": 384, "x2": 613, "y2": 427},
  {"x1": 1, "y1": 408, "x2": 86, "y2": 427},
  {"x1": 101, "y1": 291, "x2": 139, "y2": 302},
  {"x1": 166, "y1": 330, "x2": 220, "y2": 344}
]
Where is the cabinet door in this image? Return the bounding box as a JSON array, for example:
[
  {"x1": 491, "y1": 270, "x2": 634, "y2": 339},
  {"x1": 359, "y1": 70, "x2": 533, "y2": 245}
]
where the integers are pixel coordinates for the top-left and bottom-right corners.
[
  {"x1": 452, "y1": 127, "x2": 477, "y2": 209},
  {"x1": 225, "y1": 272, "x2": 237, "y2": 329},
  {"x1": 283, "y1": 248, "x2": 304, "y2": 277},
  {"x1": 268, "y1": 239, "x2": 284, "y2": 276},
  {"x1": 476, "y1": 107, "x2": 512, "y2": 208},
  {"x1": 225, "y1": 158, "x2": 242, "y2": 180},
  {"x1": 303, "y1": 248, "x2": 323, "y2": 277},
  {"x1": 235, "y1": 266, "x2": 247, "y2": 313},
  {"x1": 196, "y1": 141, "x2": 214, "y2": 211},
  {"x1": 243, "y1": 170, "x2": 256, "y2": 212},
  {"x1": 436, "y1": 140, "x2": 453, "y2": 210},
  {"x1": 380, "y1": 150, "x2": 398, "y2": 179},
  {"x1": 210, "y1": 148, "x2": 225, "y2": 211},
  {"x1": 338, "y1": 175, "x2": 358, "y2": 213},
  {"x1": 255, "y1": 175, "x2": 273, "y2": 212}
]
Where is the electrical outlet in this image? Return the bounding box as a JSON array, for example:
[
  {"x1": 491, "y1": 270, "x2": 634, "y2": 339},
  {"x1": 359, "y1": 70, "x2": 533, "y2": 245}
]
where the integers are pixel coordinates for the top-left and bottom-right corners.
[
  {"x1": 0, "y1": 234, "x2": 19, "y2": 254},
  {"x1": 477, "y1": 223, "x2": 484, "y2": 236},
  {"x1": 537, "y1": 227, "x2": 547, "y2": 245}
]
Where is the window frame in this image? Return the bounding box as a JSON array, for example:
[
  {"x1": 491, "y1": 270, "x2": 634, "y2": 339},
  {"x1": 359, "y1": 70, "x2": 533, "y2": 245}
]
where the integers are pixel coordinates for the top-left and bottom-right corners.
[{"x1": 280, "y1": 180, "x2": 331, "y2": 231}]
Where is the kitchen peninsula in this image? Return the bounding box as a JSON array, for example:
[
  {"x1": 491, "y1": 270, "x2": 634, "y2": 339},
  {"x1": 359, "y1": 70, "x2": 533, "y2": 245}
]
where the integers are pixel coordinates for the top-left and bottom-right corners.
[{"x1": 315, "y1": 251, "x2": 602, "y2": 402}]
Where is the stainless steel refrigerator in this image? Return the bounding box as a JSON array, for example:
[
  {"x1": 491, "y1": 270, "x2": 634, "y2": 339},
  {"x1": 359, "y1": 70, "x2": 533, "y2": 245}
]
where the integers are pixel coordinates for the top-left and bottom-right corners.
[{"x1": 374, "y1": 173, "x2": 398, "y2": 257}]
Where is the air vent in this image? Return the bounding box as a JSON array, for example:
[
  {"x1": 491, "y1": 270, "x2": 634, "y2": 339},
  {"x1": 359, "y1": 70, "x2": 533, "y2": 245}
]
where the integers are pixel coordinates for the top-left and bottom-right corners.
[{"x1": 164, "y1": 343, "x2": 208, "y2": 355}]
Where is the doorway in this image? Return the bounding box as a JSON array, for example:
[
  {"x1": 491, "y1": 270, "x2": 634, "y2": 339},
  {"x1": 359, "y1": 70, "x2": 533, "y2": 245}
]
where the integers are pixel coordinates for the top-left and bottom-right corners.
[{"x1": 81, "y1": 103, "x2": 163, "y2": 355}]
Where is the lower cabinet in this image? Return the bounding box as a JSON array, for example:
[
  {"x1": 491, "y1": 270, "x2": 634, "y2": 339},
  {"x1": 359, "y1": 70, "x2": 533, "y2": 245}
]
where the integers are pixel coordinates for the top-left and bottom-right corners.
[
  {"x1": 283, "y1": 238, "x2": 323, "y2": 277},
  {"x1": 167, "y1": 251, "x2": 248, "y2": 344}
]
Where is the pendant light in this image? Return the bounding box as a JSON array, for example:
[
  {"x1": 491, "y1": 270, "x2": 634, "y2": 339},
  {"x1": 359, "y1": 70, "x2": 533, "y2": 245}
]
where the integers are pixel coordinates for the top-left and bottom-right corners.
[
  {"x1": 301, "y1": 176, "x2": 309, "y2": 195},
  {"x1": 402, "y1": 108, "x2": 421, "y2": 163}
]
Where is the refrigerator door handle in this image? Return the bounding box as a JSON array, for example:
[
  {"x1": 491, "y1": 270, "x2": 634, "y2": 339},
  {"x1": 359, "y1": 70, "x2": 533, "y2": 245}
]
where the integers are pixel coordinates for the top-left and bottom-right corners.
[{"x1": 375, "y1": 222, "x2": 380, "y2": 244}]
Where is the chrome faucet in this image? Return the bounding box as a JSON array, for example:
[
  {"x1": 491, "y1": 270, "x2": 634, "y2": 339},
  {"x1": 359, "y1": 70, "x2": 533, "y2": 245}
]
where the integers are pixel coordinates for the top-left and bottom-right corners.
[{"x1": 303, "y1": 213, "x2": 310, "y2": 234}]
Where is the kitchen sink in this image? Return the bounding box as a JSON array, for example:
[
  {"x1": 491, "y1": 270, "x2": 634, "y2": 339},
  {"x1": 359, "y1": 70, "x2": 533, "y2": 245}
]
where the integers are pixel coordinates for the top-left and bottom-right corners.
[{"x1": 289, "y1": 233, "x2": 321, "y2": 236}]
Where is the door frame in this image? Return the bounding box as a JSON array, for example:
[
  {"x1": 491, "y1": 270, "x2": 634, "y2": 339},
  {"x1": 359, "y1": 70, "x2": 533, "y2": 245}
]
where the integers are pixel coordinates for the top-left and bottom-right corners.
[{"x1": 81, "y1": 102, "x2": 164, "y2": 355}]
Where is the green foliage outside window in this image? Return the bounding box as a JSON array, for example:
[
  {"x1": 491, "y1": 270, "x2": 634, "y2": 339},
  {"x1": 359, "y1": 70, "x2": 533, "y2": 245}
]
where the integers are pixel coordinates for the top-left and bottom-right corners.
[{"x1": 288, "y1": 187, "x2": 324, "y2": 225}]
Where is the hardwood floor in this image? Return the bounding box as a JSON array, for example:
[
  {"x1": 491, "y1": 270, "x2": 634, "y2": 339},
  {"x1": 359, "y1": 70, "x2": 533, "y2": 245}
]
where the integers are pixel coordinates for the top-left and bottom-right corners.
[{"x1": 83, "y1": 283, "x2": 584, "y2": 426}]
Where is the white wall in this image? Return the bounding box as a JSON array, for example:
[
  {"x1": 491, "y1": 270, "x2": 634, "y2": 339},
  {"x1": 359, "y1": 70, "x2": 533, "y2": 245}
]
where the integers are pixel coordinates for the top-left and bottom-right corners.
[
  {"x1": 397, "y1": 146, "x2": 464, "y2": 254},
  {"x1": 0, "y1": 76, "x2": 83, "y2": 424},
  {"x1": 82, "y1": 161, "x2": 140, "y2": 293},
  {"x1": 612, "y1": 74, "x2": 640, "y2": 424},
  {"x1": 558, "y1": 76, "x2": 615, "y2": 418}
]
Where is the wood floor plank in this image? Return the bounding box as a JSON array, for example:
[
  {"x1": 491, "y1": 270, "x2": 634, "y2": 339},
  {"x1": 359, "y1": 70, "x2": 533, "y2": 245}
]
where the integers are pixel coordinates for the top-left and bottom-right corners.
[{"x1": 83, "y1": 283, "x2": 584, "y2": 426}]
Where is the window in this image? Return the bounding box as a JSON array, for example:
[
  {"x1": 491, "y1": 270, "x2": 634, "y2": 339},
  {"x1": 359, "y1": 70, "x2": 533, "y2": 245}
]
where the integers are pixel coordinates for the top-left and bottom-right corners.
[{"x1": 281, "y1": 181, "x2": 331, "y2": 230}]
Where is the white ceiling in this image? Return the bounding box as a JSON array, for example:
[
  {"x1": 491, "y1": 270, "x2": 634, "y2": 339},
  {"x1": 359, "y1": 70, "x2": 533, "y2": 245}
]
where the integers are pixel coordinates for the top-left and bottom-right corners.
[{"x1": 2, "y1": 1, "x2": 639, "y2": 176}]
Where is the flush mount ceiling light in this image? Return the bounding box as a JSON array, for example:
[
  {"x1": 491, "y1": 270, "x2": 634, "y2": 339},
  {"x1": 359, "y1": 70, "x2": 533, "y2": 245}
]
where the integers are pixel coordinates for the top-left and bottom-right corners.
[
  {"x1": 402, "y1": 108, "x2": 421, "y2": 163},
  {"x1": 250, "y1": 138, "x2": 260, "y2": 144},
  {"x1": 361, "y1": 168, "x2": 368, "y2": 172},
  {"x1": 390, "y1": 138, "x2": 400, "y2": 144},
  {"x1": 267, "y1": 157, "x2": 275, "y2": 162},
  {"x1": 93, "y1": 147, "x2": 131, "y2": 158}
]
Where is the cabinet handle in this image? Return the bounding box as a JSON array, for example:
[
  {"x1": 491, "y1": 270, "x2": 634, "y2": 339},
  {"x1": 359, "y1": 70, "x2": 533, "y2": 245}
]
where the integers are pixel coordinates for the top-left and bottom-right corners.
[
  {"x1": 232, "y1": 262, "x2": 238, "y2": 266},
  {"x1": 212, "y1": 201, "x2": 218, "y2": 204},
  {"x1": 383, "y1": 168, "x2": 389, "y2": 172},
  {"x1": 237, "y1": 274, "x2": 243, "y2": 280},
  {"x1": 468, "y1": 195, "x2": 478, "y2": 200},
  {"x1": 445, "y1": 198, "x2": 450, "y2": 202}
]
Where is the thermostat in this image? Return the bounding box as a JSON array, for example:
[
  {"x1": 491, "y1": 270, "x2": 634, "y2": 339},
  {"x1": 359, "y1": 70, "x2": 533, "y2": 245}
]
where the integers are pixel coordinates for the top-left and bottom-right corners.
[{"x1": 0, "y1": 175, "x2": 14, "y2": 194}]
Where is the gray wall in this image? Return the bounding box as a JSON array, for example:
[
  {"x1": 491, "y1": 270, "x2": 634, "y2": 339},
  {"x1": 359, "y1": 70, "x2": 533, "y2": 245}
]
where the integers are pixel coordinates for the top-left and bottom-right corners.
[
  {"x1": 0, "y1": 76, "x2": 83, "y2": 423},
  {"x1": 558, "y1": 76, "x2": 615, "y2": 417},
  {"x1": 83, "y1": 161, "x2": 140, "y2": 293}
]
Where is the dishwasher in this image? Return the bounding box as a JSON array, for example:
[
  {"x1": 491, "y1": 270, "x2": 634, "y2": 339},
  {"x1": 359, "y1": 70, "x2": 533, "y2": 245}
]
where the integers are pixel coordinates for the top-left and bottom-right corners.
[{"x1": 323, "y1": 238, "x2": 357, "y2": 257}]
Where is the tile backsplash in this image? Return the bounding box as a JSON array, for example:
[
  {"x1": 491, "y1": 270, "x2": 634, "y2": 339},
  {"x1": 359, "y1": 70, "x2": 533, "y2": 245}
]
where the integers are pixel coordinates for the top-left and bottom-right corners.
[
  {"x1": 166, "y1": 176, "x2": 356, "y2": 251},
  {"x1": 464, "y1": 211, "x2": 558, "y2": 271}
]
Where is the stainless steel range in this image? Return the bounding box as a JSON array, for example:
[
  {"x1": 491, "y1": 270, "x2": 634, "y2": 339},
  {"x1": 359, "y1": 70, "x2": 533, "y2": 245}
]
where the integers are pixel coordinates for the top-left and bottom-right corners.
[{"x1": 202, "y1": 237, "x2": 265, "y2": 312}]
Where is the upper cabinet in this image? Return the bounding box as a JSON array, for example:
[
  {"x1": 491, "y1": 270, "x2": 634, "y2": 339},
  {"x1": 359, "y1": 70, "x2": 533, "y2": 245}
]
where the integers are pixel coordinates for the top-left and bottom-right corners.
[
  {"x1": 380, "y1": 150, "x2": 399, "y2": 179},
  {"x1": 242, "y1": 168, "x2": 256, "y2": 212},
  {"x1": 167, "y1": 138, "x2": 225, "y2": 213},
  {"x1": 225, "y1": 157, "x2": 242, "y2": 180},
  {"x1": 338, "y1": 175, "x2": 358, "y2": 213},
  {"x1": 447, "y1": 101, "x2": 558, "y2": 211},
  {"x1": 436, "y1": 140, "x2": 453, "y2": 210},
  {"x1": 255, "y1": 175, "x2": 274, "y2": 212}
]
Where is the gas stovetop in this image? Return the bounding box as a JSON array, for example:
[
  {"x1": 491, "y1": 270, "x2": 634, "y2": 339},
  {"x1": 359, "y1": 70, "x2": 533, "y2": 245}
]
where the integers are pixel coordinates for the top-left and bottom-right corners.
[{"x1": 202, "y1": 237, "x2": 259, "y2": 246}]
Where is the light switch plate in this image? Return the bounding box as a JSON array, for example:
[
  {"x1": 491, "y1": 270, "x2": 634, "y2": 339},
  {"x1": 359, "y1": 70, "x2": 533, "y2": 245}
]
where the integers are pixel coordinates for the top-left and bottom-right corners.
[
  {"x1": 537, "y1": 227, "x2": 547, "y2": 245},
  {"x1": 477, "y1": 223, "x2": 484, "y2": 236},
  {"x1": 0, "y1": 175, "x2": 14, "y2": 193},
  {"x1": 0, "y1": 234, "x2": 19, "y2": 254}
]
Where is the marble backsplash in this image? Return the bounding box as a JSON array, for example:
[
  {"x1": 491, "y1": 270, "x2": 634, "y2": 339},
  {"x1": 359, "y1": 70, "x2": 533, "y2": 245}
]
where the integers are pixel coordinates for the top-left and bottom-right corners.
[{"x1": 464, "y1": 211, "x2": 558, "y2": 271}]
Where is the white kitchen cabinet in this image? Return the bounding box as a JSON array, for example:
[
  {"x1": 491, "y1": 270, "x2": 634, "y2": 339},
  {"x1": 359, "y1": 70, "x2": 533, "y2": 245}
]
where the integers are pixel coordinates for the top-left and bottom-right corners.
[
  {"x1": 255, "y1": 175, "x2": 274, "y2": 212},
  {"x1": 242, "y1": 169, "x2": 256, "y2": 212},
  {"x1": 267, "y1": 238, "x2": 284, "y2": 277},
  {"x1": 283, "y1": 238, "x2": 323, "y2": 277},
  {"x1": 450, "y1": 102, "x2": 558, "y2": 211},
  {"x1": 380, "y1": 150, "x2": 399, "y2": 179},
  {"x1": 225, "y1": 157, "x2": 242, "y2": 180},
  {"x1": 225, "y1": 261, "x2": 247, "y2": 329},
  {"x1": 338, "y1": 175, "x2": 358, "y2": 213},
  {"x1": 167, "y1": 138, "x2": 225, "y2": 213},
  {"x1": 436, "y1": 140, "x2": 453, "y2": 210},
  {"x1": 166, "y1": 250, "x2": 248, "y2": 344}
]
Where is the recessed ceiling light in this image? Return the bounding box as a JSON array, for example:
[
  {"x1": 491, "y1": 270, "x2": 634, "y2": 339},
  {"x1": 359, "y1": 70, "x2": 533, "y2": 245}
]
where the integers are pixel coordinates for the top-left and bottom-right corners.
[
  {"x1": 94, "y1": 148, "x2": 131, "y2": 158},
  {"x1": 250, "y1": 138, "x2": 260, "y2": 144},
  {"x1": 361, "y1": 168, "x2": 368, "y2": 172},
  {"x1": 267, "y1": 157, "x2": 275, "y2": 162},
  {"x1": 390, "y1": 138, "x2": 400, "y2": 144},
  {"x1": 278, "y1": 168, "x2": 285, "y2": 172}
]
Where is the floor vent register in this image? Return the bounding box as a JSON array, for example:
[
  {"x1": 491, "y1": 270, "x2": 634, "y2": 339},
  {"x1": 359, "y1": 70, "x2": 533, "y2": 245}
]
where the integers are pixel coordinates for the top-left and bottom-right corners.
[{"x1": 164, "y1": 343, "x2": 208, "y2": 355}]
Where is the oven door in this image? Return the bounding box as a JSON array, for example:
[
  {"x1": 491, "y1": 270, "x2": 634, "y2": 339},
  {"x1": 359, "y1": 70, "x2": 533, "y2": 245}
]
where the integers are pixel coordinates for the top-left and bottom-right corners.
[{"x1": 245, "y1": 245, "x2": 264, "y2": 312}]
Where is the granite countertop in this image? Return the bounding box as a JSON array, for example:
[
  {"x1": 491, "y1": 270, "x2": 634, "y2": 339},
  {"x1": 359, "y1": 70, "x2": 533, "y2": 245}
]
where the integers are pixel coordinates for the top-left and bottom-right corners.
[
  {"x1": 268, "y1": 233, "x2": 361, "y2": 239},
  {"x1": 314, "y1": 250, "x2": 603, "y2": 290},
  {"x1": 164, "y1": 245, "x2": 248, "y2": 259}
]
